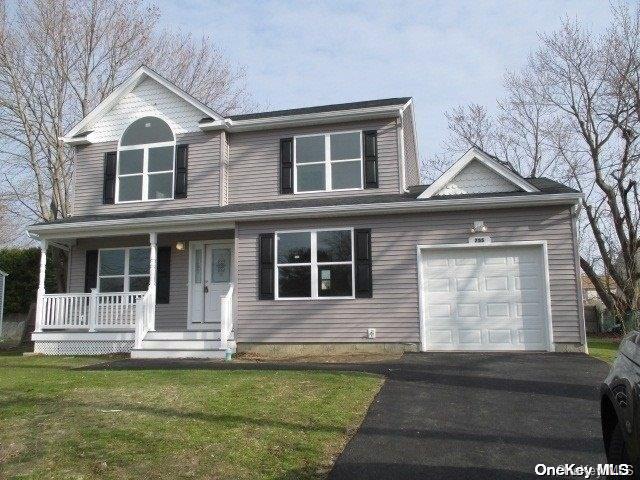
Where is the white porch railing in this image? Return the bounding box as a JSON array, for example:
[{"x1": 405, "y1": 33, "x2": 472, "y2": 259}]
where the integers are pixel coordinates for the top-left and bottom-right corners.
[
  {"x1": 134, "y1": 289, "x2": 155, "y2": 349},
  {"x1": 220, "y1": 284, "x2": 234, "y2": 351},
  {"x1": 40, "y1": 290, "x2": 145, "y2": 331}
]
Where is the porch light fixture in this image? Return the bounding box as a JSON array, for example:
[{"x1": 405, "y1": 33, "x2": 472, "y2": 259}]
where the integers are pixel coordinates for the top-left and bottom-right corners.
[
  {"x1": 470, "y1": 221, "x2": 488, "y2": 234},
  {"x1": 175, "y1": 241, "x2": 185, "y2": 251}
]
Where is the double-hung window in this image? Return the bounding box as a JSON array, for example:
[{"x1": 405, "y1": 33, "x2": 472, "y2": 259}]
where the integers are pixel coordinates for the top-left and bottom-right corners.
[
  {"x1": 98, "y1": 247, "x2": 150, "y2": 292},
  {"x1": 275, "y1": 229, "x2": 354, "y2": 299},
  {"x1": 117, "y1": 116, "x2": 175, "y2": 202},
  {"x1": 294, "y1": 131, "x2": 363, "y2": 193}
]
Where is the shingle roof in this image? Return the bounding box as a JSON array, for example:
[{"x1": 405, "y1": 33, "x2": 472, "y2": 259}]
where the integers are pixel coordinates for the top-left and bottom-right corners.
[
  {"x1": 36, "y1": 178, "x2": 577, "y2": 227},
  {"x1": 224, "y1": 97, "x2": 412, "y2": 122}
]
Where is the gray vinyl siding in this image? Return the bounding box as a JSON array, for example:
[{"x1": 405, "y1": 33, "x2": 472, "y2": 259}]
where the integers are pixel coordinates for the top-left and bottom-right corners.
[
  {"x1": 402, "y1": 103, "x2": 420, "y2": 186},
  {"x1": 227, "y1": 119, "x2": 401, "y2": 204},
  {"x1": 73, "y1": 131, "x2": 221, "y2": 216},
  {"x1": 235, "y1": 205, "x2": 581, "y2": 344},
  {"x1": 67, "y1": 230, "x2": 233, "y2": 331}
]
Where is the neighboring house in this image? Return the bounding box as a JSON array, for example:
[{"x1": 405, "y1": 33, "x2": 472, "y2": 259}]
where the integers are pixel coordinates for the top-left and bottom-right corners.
[
  {"x1": 581, "y1": 275, "x2": 618, "y2": 306},
  {"x1": 27, "y1": 66, "x2": 586, "y2": 358}
]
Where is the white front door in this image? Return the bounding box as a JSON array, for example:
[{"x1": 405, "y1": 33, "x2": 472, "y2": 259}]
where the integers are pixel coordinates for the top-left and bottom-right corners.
[{"x1": 188, "y1": 240, "x2": 234, "y2": 330}]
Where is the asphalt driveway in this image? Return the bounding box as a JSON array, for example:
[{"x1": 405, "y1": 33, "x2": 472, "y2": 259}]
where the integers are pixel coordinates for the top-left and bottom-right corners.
[
  {"x1": 87, "y1": 351, "x2": 610, "y2": 479},
  {"x1": 330, "y1": 352, "x2": 610, "y2": 480}
]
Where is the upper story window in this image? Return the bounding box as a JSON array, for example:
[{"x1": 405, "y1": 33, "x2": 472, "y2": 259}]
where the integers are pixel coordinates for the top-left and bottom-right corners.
[
  {"x1": 294, "y1": 131, "x2": 363, "y2": 193},
  {"x1": 117, "y1": 116, "x2": 175, "y2": 203}
]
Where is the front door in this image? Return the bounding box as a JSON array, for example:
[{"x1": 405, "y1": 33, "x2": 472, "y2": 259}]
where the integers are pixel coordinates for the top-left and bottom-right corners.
[{"x1": 188, "y1": 240, "x2": 233, "y2": 330}]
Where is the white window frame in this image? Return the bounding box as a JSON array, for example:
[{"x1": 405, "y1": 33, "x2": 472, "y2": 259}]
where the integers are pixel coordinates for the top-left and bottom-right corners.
[
  {"x1": 116, "y1": 117, "x2": 176, "y2": 203},
  {"x1": 97, "y1": 247, "x2": 151, "y2": 293},
  {"x1": 274, "y1": 227, "x2": 355, "y2": 300},
  {"x1": 293, "y1": 131, "x2": 363, "y2": 194}
]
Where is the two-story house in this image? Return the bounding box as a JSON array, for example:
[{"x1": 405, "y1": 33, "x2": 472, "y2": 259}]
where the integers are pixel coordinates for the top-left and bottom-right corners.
[{"x1": 27, "y1": 66, "x2": 586, "y2": 358}]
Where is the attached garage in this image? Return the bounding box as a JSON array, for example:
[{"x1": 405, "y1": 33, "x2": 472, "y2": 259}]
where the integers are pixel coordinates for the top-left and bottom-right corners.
[{"x1": 418, "y1": 242, "x2": 553, "y2": 352}]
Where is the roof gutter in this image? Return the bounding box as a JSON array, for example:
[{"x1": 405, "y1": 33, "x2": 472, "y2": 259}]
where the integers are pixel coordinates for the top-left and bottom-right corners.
[
  {"x1": 28, "y1": 192, "x2": 582, "y2": 239},
  {"x1": 199, "y1": 105, "x2": 404, "y2": 132}
]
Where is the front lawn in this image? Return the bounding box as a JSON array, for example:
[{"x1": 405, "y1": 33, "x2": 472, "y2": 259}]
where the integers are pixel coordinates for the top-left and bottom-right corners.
[
  {"x1": 0, "y1": 354, "x2": 382, "y2": 480},
  {"x1": 588, "y1": 336, "x2": 621, "y2": 364}
]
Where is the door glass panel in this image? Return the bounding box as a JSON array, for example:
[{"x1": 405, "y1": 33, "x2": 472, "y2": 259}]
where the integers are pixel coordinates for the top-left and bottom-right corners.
[
  {"x1": 211, "y1": 248, "x2": 231, "y2": 283},
  {"x1": 194, "y1": 249, "x2": 202, "y2": 283}
]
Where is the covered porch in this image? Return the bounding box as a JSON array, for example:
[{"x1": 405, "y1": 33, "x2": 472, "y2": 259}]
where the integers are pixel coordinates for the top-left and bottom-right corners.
[{"x1": 30, "y1": 224, "x2": 237, "y2": 358}]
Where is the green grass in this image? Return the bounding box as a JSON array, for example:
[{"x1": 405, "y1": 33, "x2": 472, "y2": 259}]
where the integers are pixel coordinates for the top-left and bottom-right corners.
[
  {"x1": 0, "y1": 353, "x2": 382, "y2": 480},
  {"x1": 588, "y1": 336, "x2": 621, "y2": 364}
]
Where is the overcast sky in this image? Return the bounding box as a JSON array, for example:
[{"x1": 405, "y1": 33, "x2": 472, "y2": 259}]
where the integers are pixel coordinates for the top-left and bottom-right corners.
[{"x1": 158, "y1": 0, "x2": 615, "y2": 161}]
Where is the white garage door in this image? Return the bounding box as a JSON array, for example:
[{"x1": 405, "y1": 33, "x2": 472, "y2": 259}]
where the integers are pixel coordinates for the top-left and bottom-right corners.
[{"x1": 421, "y1": 245, "x2": 550, "y2": 351}]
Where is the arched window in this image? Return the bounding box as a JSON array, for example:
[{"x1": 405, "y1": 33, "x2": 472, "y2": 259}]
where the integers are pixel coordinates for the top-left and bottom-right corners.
[{"x1": 117, "y1": 116, "x2": 175, "y2": 202}]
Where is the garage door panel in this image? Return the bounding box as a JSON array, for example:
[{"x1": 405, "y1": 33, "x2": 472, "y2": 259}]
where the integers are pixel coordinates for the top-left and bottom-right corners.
[
  {"x1": 422, "y1": 245, "x2": 549, "y2": 351},
  {"x1": 455, "y1": 277, "x2": 479, "y2": 292},
  {"x1": 459, "y1": 329, "x2": 482, "y2": 344},
  {"x1": 426, "y1": 278, "x2": 450, "y2": 292},
  {"x1": 429, "y1": 329, "x2": 454, "y2": 344},
  {"x1": 485, "y1": 276, "x2": 509, "y2": 291},
  {"x1": 515, "y1": 275, "x2": 540, "y2": 290},
  {"x1": 428, "y1": 303, "x2": 452, "y2": 317},
  {"x1": 488, "y1": 329, "x2": 512, "y2": 344}
]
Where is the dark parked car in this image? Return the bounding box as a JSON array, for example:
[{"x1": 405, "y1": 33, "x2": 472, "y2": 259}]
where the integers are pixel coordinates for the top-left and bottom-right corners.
[{"x1": 601, "y1": 332, "x2": 640, "y2": 477}]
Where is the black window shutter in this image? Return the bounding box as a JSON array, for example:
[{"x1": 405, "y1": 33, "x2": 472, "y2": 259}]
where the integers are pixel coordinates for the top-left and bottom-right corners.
[
  {"x1": 103, "y1": 151, "x2": 117, "y2": 204},
  {"x1": 354, "y1": 229, "x2": 373, "y2": 298},
  {"x1": 280, "y1": 138, "x2": 293, "y2": 194},
  {"x1": 84, "y1": 250, "x2": 98, "y2": 293},
  {"x1": 156, "y1": 246, "x2": 171, "y2": 304},
  {"x1": 175, "y1": 144, "x2": 188, "y2": 198},
  {"x1": 363, "y1": 131, "x2": 378, "y2": 189},
  {"x1": 259, "y1": 233, "x2": 275, "y2": 299}
]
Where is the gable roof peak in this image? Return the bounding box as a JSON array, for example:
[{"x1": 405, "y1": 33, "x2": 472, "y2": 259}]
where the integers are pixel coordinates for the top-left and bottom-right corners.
[
  {"x1": 418, "y1": 146, "x2": 539, "y2": 199},
  {"x1": 62, "y1": 65, "x2": 225, "y2": 142}
]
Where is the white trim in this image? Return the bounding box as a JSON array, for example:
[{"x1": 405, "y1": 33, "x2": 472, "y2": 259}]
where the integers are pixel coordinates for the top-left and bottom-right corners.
[
  {"x1": 0, "y1": 270, "x2": 7, "y2": 277},
  {"x1": 418, "y1": 147, "x2": 540, "y2": 199},
  {"x1": 63, "y1": 66, "x2": 224, "y2": 142},
  {"x1": 416, "y1": 240, "x2": 555, "y2": 352},
  {"x1": 571, "y1": 203, "x2": 588, "y2": 349},
  {"x1": 28, "y1": 193, "x2": 582, "y2": 240},
  {"x1": 293, "y1": 131, "x2": 364, "y2": 194},
  {"x1": 397, "y1": 107, "x2": 407, "y2": 193},
  {"x1": 274, "y1": 228, "x2": 355, "y2": 300}
]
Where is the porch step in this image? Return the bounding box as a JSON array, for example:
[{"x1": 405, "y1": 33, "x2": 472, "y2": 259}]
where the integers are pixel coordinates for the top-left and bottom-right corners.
[
  {"x1": 144, "y1": 331, "x2": 221, "y2": 340},
  {"x1": 130, "y1": 348, "x2": 226, "y2": 359},
  {"x1": 141, "y1": 339, "x2": 223, "y2": 350}
]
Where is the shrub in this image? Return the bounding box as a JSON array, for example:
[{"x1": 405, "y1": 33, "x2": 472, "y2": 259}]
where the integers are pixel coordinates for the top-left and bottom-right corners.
[{"x1": 0, "y1": 248, "x2": 56, "y2": 314}]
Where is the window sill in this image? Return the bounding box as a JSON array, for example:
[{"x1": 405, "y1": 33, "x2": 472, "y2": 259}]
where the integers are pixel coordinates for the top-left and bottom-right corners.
[
  {"x1": 274, "y1": 296, "x2": 356, "y2": 301},
  {"x1": 115, "y1": 197, "x2": 176, "y2": 205},
  {"x1": 292, "y1": 188, "x2": 363, "y2": 195}
]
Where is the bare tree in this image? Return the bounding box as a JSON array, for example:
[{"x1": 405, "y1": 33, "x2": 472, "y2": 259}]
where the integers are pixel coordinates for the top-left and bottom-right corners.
[
  {"x1": 430, "y1": 2, "x2": 640, "y2": 327},
  {"x1": 0, "y1": 0, "x2": 252, "y2": 290}
]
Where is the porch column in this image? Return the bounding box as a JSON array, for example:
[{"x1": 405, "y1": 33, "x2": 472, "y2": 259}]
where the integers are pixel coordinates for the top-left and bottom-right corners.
[
  {"x1": 34, "y1": 239, "x2": 48, "y2": 333},
  {"x1": 148, "y1": 232, "x2": 157, "y2": 331}
]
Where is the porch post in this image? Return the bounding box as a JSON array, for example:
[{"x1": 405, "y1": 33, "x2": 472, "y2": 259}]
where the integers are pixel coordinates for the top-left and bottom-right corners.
[
  {"x1": 34, "y1": 239, "x2": 48, "y2": 333},
  {"x1": 148, "y1": 232, "x2": 157, "y2": 332}
]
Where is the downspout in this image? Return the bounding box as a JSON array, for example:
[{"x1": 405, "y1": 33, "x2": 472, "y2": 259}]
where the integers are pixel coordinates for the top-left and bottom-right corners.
[
  {"x1": 396, "y1": 108, "x2": 408, "y2": 193},
  {"x1": 571, "y1": 202, "x2": 588, "y2": 352}
]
